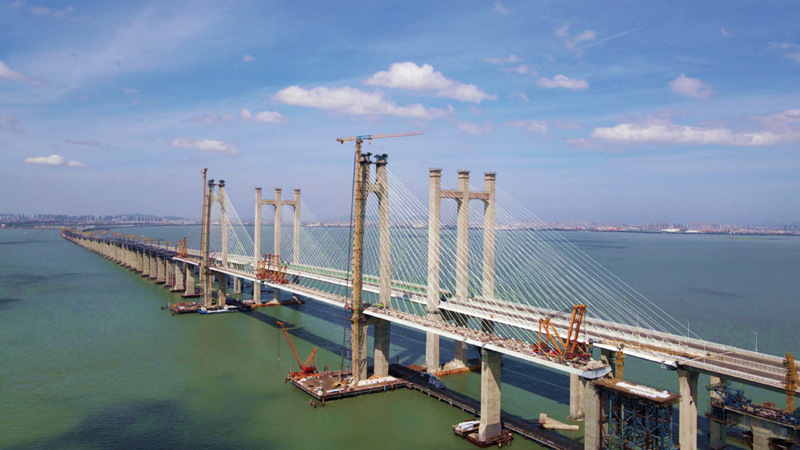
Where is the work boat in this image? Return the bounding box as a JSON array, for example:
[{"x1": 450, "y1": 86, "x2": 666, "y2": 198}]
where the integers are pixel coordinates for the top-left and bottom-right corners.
[{"x1": 198, "y1": 305, "x2": 238, "y2": 314}]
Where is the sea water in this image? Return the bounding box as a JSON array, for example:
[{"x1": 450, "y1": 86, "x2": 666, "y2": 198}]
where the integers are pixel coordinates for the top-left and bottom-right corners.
[{"x1": 2, "y1": 228, "x2": 798, "y2": 449}]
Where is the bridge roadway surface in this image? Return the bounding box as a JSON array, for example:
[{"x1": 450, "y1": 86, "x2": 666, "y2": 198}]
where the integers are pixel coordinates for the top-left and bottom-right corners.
[{"x1": 175, "y1": 250, "x2": 799, "y2": 393}]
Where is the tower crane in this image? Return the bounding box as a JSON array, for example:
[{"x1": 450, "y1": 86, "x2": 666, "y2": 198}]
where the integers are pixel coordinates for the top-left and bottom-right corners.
[
  {"x1": 336, "y1": 131, "x2": 423, "y2": 146},
  {"x1": 336, "y1": 131, "x2": 422, "y2": 383}
]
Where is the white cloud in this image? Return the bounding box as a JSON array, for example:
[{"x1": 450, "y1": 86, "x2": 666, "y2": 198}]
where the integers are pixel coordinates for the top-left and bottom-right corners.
[
  {"x1": 669, "y1": 74, "x2": 714, "y2": 98},
  {"x1": 24, "y1": 154, "x2": 86, "y2": 167},
  {"x1": 364, "y1": 62, "x2": 496, "y2": 103},
  {"x1": 0, "y1": 115, "x2": 26, "y2": 134},
  {"x1": 720, "y1": 27, "x2": 728, "y2": 36},
  {"x1": 29, "y1": 5, "x2": 72, "y2": 17},
  {"x1": 458, "y1": 120, "x2": 493, "y2": 136},
  {"x1": 509, "y1": 91, "x2": 529, "y2": 103},
  {"x1": 243, "y1": 54, "x2": 255, "y2": 63},
  {"x1": 493, "y1": 2, "x2": 510, "y2": 15},
  {"x1": 591, "y1": 120, "x2": 789, "y2": 146},
  {"x1": 485, "y1": 54, "x2": 521, "y2": 65},
  {"x1": 0, "y1": 61, "x2": 43, "y2": 85},
  {"x1": 486, "y1": 55, "x2": 535, "y2": 76},
  {"x1": 508, "y1": 119, "x2": 547, "y2": 133},
  {"x1": 10, "y1": 1, "x2": 23, "y2": 9},
  {"x1": 187, "y1": 114, "x2": 235, "y2": 125},
  {"x1": 769, "y1": 42, "x2": 800, "y2": 64},
  {"x1": 170, "y1": 137, "x2": 239, "y2": 154},
  {"x1": 122, "y1": 87, "x2": 139, "y2": 95},
  {"x1": 503, "y1": 64, "x2": 536, "y2": 75},
  {"x1": 274, "y1": 85, "x2": 448, "y2": 119},
  {"x1": 240, "y1": 108, "x2": 284, "y2": 123},
  {"x1": 537, "y1": 75, "x2": 589, "y2": 91},
  {"x1": 555, "y1": 24, "x2": 596, "y2": 50}
]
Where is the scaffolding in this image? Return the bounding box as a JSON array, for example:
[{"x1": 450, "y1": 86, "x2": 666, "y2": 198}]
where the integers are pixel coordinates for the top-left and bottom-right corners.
[{"x1": 596, "y1": 379, "x2": 680, "y2": 449}]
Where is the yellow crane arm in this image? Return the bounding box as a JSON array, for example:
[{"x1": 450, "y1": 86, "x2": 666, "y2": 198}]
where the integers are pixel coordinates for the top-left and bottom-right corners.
[{"x1": 336, "y1": 131, "x2": 422, "y2": 143}]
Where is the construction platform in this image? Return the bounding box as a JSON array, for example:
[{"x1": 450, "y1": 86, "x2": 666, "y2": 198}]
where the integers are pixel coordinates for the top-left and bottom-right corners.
[
  {"x1": 167, "y1": 302, "x2": 201, "y2": 314},
  {"x1": 286, "y1": 364, "x2": 579, "y2": 450},
  {"x1": 286, "y1": 369, "x2": 407, "y2": 401}
]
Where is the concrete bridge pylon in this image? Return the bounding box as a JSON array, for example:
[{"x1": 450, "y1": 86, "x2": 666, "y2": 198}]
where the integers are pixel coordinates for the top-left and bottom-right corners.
[
  {"x1": 254, "y1": 187, "x2": 300, "y2": 304},
  {"x1": 426, "y1": 168, "x2": 501, "y2": 444}
]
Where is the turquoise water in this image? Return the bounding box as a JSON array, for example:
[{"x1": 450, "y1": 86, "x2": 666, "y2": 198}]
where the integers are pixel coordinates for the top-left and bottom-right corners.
[{"x1": 2, "y1": 228, "x2": 798, "y2": 448}]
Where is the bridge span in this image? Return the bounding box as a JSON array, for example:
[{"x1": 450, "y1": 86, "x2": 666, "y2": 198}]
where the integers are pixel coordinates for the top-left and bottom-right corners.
[{"x1": 61, "y1": 161, "x2": 800, "y2": 450}]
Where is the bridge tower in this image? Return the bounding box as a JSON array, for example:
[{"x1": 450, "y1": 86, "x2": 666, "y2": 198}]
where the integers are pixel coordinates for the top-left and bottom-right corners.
[
  {"x1": 254, "y1": 187, "x2": 300, "y2": 303},
  {"x1": 349, "y1": 150, "x2": 392, "y2": 383},
  {"x1": 426, "y1": 169, "x2": 496, "y2": 370},
  {"x1": 427, "y1": 168, "x2": 500, "y2": 443},
  {"x1": 201, "y1": 178, "x2": 229, "y2": 308}
]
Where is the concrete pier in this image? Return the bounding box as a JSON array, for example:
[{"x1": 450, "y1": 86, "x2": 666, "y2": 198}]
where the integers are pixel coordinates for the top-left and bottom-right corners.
[
  {"x1": 678, "y1": 369, "x2": 699, "y2": 450},
  {"x1": 139, "y1": 251, "x2": 154, "y2": 277},
  {"x1": 583, "y1": 379, "x2": 601, "y2": 450},
  {"x1": 569, "y1": 373, "x2": 585, "y2": 420},
  {"x1": 373, "y1": 318, "x2": 390, "y2": 377},
  {"x1": 478, "y1": 348, "x2": 502, "y2": 443},
  {"x1": 156, "y1": 255, "x2": 166, "y2": 284},
  {"x1": 183, "y1": 264, "x2": 197, "y2": 296},
  {"x1": 172, "y1": 260, "x2": 185, "y2": 292}
]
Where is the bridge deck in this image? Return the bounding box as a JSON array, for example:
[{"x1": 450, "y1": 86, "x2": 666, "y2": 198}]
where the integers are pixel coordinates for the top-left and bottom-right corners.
[{"x1": 78, "y1": 237, "x2": 800, "y2": 395}]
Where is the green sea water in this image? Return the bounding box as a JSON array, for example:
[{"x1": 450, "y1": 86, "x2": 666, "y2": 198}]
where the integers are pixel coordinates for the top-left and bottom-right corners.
[{"x1": 2, "y1": 228, "x2": 798, "y2": 449}]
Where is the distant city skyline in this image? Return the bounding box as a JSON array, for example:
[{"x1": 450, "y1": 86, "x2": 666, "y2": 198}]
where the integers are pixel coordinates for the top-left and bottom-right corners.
[
  {"x1": 3, "y1": 211, "x2": 799, "y2": 234},
  {"x1": 1, "y1": 2, "x2": 799, "y2": 224}
]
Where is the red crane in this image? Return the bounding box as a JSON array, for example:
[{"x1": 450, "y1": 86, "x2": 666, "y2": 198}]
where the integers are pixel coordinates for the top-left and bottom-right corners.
[{"x1": 276, "y1": 321, "x2": 317, "y2": 375}]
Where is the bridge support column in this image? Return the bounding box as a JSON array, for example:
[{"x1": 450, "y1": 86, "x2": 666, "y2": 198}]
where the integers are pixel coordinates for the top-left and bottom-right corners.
[
  {"x1": 583, "y1": 379, "x2": 602, "y2": 450},
  {"x1": 172, "y1": 261, "x2": 185, "y2": 292},
  {"x1": 452, "y1": 342, "x2": 468, "y2": 369},
  {"x1": 709, "y1": 375, "x2": 727, "y2": 449},
  {"x1": 149, "y1": 254, "x2": 158, "y2": 279},
  {"x1": 183, "y1": 264, "x2": 197, "y2": 296},
  {"x1": 569, "y1": 373, "x2": 586, "y2": 421},
  {"x1": 218, "y1": 273, "x2": 227, "y2": 305},
  {"x1": 233, "y1": 277, "x2": 242, "y2": 295},
  {"x1": 156, "y1": 255, "x2": 166, "y2": 284},
  {"x1": 141, "y1": 252, "x2": 150, "y2": 276},
  {"x1": 253, "y1": 281, "x2": 261, "y2": 303},
  {"x1": 353, "y1": 320, "x2": 369, "y2": 381},
  {"x1": 678, "y1": 369, "x2": 699, "y2": 450},
  {"x1": 165, "y1": 259, "x2": 174, "y2": 288},
  {"x1": 426, "y1": 331, "x2": 440, "y2": 371},
  {"x1": 479, "y1": 348, "x2": 502, "y2": 443},
  {"x1": 373, "y1": 318, "x2": 390, "y2": 377},
  {"x1": 138, "y1": 250, "x2": 145, "y2": 272}
]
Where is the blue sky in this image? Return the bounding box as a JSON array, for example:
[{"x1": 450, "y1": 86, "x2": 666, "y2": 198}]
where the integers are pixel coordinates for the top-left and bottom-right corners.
[{"x1": 1, "y1": 1, "x2": 799, "y2": 224}]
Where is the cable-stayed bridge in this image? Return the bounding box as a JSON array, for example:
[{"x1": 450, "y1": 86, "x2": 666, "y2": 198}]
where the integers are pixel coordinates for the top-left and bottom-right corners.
[{"x1": 63, "y1": 160, "x2": 799, "y2": 450}]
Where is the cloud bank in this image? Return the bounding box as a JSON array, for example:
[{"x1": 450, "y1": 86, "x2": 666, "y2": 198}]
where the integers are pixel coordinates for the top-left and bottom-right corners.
[{"x1": 364, "y1": 62, "x2": 496, "y2": 103}]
